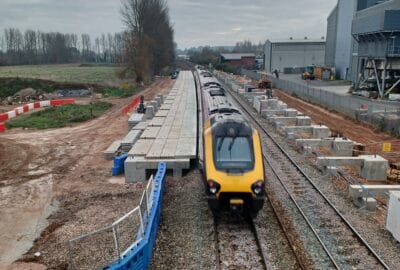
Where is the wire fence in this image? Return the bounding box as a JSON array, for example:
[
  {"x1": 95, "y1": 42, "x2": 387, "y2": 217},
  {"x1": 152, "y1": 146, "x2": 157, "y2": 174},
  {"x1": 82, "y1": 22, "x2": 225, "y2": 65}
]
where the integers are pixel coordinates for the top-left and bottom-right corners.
[{"x1": 68, "y1": 175, "x2": 155, "y2": 270}]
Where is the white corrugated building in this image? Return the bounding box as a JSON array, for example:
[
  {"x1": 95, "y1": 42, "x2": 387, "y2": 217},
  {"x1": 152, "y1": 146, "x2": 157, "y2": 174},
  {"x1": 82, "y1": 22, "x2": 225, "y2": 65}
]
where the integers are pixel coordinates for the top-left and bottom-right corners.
[{"x1": 263, "y1": 38, "x2": 326, "y2": 73}]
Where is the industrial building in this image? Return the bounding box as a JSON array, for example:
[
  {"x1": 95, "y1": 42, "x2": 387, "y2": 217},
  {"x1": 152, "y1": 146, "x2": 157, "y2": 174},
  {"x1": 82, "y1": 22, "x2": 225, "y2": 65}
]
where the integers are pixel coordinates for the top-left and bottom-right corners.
[
  {"x1": 351, "y1": 0, "x2": 400, "y2": 98},
  {"x1": 263, "y1": 39, "x2": 326, "y2": 73},
  {"x1": 324, "y1": 0, "x2": 400, "y2": 98},
  {"x1": 220, "y1": 53, "x2": 256, "y2": 70},
  {"x1": 325, "y1": 0, "x2": 357, "y2": 80}
]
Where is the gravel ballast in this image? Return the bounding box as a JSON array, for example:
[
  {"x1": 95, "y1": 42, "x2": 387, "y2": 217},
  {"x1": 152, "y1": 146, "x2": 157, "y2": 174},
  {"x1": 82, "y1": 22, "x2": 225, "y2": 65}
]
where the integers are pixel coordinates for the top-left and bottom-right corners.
[{"x1": 150, "y1": 169, "x2": 215, "y2": 270}]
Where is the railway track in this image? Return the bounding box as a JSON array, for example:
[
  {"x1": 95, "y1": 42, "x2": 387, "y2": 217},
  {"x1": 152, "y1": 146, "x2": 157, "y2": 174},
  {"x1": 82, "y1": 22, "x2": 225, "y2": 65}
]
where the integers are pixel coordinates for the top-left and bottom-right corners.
[
  {"x1": 222, "y1": 80, "x2": 390, "y2": 270},
  {"x1": 214, "y1": 213, "x2": 268, "y2": 270}
]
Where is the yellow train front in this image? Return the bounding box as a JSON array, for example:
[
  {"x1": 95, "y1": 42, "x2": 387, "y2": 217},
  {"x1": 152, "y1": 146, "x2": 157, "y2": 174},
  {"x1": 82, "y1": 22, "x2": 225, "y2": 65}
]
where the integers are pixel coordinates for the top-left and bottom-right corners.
[{"x1": 198, "y1": 69, "x2": 265, "y2": 216}]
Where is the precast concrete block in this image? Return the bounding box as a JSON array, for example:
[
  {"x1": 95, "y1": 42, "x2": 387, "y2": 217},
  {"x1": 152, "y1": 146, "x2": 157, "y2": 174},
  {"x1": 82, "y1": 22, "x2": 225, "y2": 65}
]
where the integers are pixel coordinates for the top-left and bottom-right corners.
[
  {"x1": 387, "y1": 191, "x2": 400, "y2": 242},
  {"x1": 317, "y1": 156, "x2": 364, "y2": 170},
  {"x1": 155, "y1": 97, "x2": 162, "y2": 107},
  {"x1": 360, "y1": 155, "x2": 388, "y2": 181},
  {"x1": 312, "y1": 125, "x2": 331, "y2": 139},
  {"x1": 253, "y1": 96, "x2": 262, "y2": 112},
  {"x1": 125, "y1": 156, "x2": 146, "y2": 183},
  {"x1": 128, "y1": 113, "x2": 145, "y2": 128},
  {"x1": 267, "y1": 99, "x2": 279, "y2": 110},
  {"x1": 261, "y1": 110, "x2": 285, "y2": 119},
  {"x1": 150, "y1": 101, "x2": 158, "y2": 112},
  {"x1": 332, "y1": 138, "x2": 354, "y2": 156},
  {"x1": 277, "y1": 101, "x2": 288, "y2": 110},
  {"x1": 284, "y1": 109, "x2": 298, "y2": 117},
  {"x1": 157, "y1": 94, "x2": 164, "y2": 104},
  {"x1": 296, "y1": 116, "x2": 312, "y2": 126},
  {"x1": 145, "y1": 106, "x2": 155, "y2": 120}
]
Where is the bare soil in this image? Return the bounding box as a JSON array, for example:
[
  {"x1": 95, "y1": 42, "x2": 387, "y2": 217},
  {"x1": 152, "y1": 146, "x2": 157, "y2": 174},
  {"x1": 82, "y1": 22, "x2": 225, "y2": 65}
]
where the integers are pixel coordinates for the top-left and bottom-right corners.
[
  {"x1": 274, "y1": 90, "x2": 400, "y2": 164},
  {"x1": 0, "y1": 78, "x2": 173, "y2": 269}
]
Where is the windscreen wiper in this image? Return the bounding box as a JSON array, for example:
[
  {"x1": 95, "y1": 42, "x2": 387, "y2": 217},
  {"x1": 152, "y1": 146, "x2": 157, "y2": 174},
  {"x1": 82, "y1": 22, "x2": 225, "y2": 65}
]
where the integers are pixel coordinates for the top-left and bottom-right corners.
[{"x1": 217, "y1": 137, "x2": 225, "y2": 151}]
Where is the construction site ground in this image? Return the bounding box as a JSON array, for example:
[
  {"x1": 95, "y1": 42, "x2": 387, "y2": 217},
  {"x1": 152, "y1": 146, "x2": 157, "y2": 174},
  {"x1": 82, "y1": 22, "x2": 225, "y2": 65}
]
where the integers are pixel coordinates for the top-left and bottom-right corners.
[
  {"x1": 274, "y1": 90, "x2": 399, "y2": 156},
  {"x1": 0, "y1": 78, "x2": 173, "y2": 269}
]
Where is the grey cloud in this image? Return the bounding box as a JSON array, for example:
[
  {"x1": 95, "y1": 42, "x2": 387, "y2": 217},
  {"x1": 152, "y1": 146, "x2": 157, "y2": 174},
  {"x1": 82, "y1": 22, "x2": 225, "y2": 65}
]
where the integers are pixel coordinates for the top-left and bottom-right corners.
[{"x1": 0, "y1": 0, "x2": 337, "y2": 49}]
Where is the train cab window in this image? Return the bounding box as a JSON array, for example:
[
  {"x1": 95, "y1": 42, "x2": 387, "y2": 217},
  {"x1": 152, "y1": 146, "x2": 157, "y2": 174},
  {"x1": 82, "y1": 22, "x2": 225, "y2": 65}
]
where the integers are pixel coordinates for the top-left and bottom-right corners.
[{"x1": 214, "y1": 136, "x2": 254, "y2": 172}]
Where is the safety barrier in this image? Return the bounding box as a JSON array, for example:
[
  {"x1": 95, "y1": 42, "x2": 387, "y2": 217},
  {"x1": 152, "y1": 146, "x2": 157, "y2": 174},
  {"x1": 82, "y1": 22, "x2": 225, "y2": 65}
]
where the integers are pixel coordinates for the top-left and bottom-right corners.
[
  {"x1": 0, "y1": 99, "x2": 76, "y2": 133},
  {"x1": 68, "y1": 162, "x2": 166, "y2": 270},
  {"x1": 112, "y1": 154, "x2": 129, "y2": 176},
  {"x1": 122, "y1": 96, "x2": 141, "y2": 115}
]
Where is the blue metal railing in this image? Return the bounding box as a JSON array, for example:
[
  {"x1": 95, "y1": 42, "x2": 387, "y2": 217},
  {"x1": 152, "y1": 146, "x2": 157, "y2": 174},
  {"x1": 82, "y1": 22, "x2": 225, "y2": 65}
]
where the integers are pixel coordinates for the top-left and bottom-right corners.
[{"x1": 106, "y1": 162, "x2": 166, "y2": 270}]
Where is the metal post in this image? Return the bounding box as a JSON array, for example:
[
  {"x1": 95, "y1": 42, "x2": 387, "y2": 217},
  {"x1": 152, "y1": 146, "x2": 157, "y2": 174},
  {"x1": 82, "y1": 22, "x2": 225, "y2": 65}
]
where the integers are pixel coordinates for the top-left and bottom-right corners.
[
  {"x1": 138, "y1": 208, "x2": 145, "y2": 238},
  {"x1": 112, "y1": 225, "x2": 121, "y2": 259},
  {"x1": 382, "y1": 60, "x2": 386, "y2": 98},
  {"x1": 372, "y1": 59, "x2": 382, "y2": 98}
]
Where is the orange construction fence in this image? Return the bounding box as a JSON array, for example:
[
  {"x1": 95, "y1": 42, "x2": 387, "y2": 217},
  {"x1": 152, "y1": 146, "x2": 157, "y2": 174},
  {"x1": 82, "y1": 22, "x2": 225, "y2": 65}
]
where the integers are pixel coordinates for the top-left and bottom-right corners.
[
  {"x1": 50, "y1": 99, "x2": 76, "y2": 106},
  {"x1": 122, "y1": 96, "x2": 141, "y2": 115}
]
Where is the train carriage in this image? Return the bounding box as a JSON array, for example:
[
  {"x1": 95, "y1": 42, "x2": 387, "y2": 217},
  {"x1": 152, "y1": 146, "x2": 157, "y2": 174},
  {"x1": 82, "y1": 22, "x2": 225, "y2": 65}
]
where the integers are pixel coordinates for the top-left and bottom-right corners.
[{"x1": 197, "y1": 69, "x2": 265, "y2": 216}]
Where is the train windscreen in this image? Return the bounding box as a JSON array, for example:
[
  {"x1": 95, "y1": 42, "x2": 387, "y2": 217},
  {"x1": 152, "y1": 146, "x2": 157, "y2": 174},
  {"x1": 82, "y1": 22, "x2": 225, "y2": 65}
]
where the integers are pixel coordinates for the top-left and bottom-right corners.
[{"x1": 214, "y1": 136, "x2": 254, "y2": 172}]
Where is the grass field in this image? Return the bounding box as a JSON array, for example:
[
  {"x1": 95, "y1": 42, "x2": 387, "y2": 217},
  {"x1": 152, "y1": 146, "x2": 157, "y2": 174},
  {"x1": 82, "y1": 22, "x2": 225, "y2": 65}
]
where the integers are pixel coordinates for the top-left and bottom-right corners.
[
  {"x1": 0, "y1": 64, "x2": 121, "y2": 84},
  {"x1": 5, "y1": 102, "x2": 113, "y2": 129}
]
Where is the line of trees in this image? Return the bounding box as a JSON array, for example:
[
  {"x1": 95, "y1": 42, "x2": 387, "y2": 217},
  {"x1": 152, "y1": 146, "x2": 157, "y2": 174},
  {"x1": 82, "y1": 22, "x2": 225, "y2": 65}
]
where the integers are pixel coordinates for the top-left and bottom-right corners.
[
  {"x1": 121, "y1": 0, "x2": 175, "y2": 82},
  {"x1": 0, "y1": 28, "x2": 128, "y2": 66}
]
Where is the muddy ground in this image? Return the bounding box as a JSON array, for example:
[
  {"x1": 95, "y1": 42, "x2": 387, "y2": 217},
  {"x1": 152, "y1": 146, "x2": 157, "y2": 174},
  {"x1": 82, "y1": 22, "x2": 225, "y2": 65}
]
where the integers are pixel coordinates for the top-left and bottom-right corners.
[{"x1": 0, "y1": 78, "x2": 173, "y2": 269}]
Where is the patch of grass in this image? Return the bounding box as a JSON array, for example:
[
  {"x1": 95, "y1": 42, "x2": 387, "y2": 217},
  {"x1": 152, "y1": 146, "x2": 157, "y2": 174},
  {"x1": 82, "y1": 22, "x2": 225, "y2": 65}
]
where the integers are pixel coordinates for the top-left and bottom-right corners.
[
  {"x1": 5, "y1": 102, "x2": 113, "y2": 129},
  {"x1": 102, "y1": 85, "x2": 140, "y2": 98},
  {"x1": 0, "y1": 64, "x2": 121, "y2": 84}
]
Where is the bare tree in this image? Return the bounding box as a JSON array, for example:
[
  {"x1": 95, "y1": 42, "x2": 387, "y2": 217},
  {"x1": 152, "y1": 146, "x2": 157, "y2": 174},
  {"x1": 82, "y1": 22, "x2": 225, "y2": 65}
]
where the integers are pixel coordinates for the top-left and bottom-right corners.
[{"x1": 121, "y1": 0, "x2": 175, "y2": 81}]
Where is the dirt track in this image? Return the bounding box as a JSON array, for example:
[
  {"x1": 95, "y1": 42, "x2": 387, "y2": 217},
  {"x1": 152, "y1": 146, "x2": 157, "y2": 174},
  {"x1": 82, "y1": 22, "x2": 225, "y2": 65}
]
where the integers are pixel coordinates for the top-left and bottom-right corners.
[{"x1": 0, "y1": 78, "x2": 173, "y2": 269}]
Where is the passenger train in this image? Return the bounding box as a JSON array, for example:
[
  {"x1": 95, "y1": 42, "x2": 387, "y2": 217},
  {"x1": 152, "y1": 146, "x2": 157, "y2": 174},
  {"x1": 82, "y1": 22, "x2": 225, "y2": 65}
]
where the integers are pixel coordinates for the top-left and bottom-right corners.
[{"x1": 196, "y1": 67, "x2": 265, "y2": 216}]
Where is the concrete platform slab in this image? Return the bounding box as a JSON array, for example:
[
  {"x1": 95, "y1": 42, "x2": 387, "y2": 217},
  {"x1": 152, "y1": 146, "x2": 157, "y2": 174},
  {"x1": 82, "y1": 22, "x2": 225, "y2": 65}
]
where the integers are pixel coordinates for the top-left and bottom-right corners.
[
  {"x1": 129, "y1": 139, "x2": 154, "y2": 156},
  {"x1": 141, "y1": 126, "x2": 160, "y2": 139},
  {"x1": 132, "y1": 121, "x2": 148, "y2": 131},
  {"x1": 148, "y1": 117, "x2": 165, "y2": 127},
  {"x1": 104, "y1": 140, "x2": 122, "y2": 160}
]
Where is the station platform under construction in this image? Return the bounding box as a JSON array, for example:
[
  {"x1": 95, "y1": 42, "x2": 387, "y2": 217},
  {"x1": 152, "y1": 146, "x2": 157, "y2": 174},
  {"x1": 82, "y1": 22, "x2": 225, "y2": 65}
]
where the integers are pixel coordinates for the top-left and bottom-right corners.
[{"x1": 125, "y1": 71, "x2": 197, "y2": 182}]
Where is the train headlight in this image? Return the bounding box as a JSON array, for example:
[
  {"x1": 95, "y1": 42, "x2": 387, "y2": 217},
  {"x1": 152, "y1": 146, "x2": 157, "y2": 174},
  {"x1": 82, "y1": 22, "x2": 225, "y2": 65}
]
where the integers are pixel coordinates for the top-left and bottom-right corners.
[
  {"x1": 208, "y1": 180, "x2": 220, "y2": 195},
  {"x1": 252, "y1": 181, "x2": 265, "y2": 196}
]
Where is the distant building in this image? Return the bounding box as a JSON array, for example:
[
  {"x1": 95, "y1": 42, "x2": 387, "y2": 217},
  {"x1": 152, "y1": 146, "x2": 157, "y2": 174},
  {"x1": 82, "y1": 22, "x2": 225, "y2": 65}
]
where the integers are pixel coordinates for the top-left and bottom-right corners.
[
  {"x1": 263, "y1": 38, "x2": 326, "y2": 73},
  {"x1": 325, "y1": 0, "x2": 357, "y2": 80},
  {"x1": 220, "y1": 53, "x2": 256, "y2": 69},
  {"x1": 350, "y1": 0, "x2": 400, "y2": 97}
]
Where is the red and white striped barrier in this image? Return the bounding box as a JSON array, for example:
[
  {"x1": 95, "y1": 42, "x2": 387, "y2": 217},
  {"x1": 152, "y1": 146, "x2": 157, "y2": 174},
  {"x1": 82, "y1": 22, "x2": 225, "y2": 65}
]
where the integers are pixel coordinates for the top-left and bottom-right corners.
[{"x1": 0, "y1": 99, "x2": 75, "y2": 133}]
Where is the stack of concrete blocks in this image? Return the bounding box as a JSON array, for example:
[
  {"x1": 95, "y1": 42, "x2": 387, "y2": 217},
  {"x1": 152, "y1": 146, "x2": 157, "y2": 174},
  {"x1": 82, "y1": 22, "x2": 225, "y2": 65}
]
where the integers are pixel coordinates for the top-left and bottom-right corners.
[
  {"x1": 242, "y1": 91, "x2": 265, "y2": 105},
  {"x1": 125, "y1": 71, "x2": 197, "y2": 183},
  {"x1": 386, "y1": 191, "x2": 400, "y2": 242},
  {"x1": 296, "y1": 138, "x2": 354, "y2": 156},
  {"x1": 128, "y1": 113, "x2": 145, "y2": 130},
  {"x1": 103, "y1": 140, "x2": 122, "y2": 160},
  {"x1": 282, "y1": 125, "x2": 331, "y2": 140},
  {"x1": 317, "y1": 155, "x2": 389, "y2": 181},
  {"x1": 349, "y1": 185, "x2": 400, "y2": 211},
  {"x1": 120, "y1": 129, "x2": 143, "y2": 152}
]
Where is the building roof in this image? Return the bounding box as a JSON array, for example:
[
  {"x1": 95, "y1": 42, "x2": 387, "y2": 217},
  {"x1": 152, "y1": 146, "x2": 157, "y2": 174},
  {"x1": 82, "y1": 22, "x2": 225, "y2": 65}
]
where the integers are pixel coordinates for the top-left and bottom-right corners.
[
  {"x1": 220, "y1": 53, "x2": 256, "y2": 60},
  {"x1": 266, "y1": 39, "x2": 326, "y2": 44}
]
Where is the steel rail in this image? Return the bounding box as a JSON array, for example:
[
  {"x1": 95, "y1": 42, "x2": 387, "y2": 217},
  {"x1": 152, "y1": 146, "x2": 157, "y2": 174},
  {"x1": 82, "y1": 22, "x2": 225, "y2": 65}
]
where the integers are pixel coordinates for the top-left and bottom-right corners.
[{"x1": 223, "y1": 79, "x2": 390, "y2": 270}]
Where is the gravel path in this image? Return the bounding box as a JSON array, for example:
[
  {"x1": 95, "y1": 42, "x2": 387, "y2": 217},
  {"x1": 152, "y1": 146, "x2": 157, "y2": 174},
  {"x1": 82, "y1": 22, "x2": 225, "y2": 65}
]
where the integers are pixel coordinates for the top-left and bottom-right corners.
[{"x1": 150, "y1": 169, "x2": 215, "y2": 270}]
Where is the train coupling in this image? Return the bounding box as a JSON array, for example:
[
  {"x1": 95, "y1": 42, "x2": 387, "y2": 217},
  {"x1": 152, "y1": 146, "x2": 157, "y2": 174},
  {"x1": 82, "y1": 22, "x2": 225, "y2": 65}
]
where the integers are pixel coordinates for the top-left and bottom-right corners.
[{"x1": 230, "y1": 198, "x2": 244, "y2": 212}]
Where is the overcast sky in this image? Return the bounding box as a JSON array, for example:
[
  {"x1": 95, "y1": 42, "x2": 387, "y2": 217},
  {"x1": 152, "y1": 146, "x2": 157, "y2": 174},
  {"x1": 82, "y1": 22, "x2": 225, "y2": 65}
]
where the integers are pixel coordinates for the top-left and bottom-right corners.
[{"x1": 0, "y1": 0, "x2": 337, "y2": 49}]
